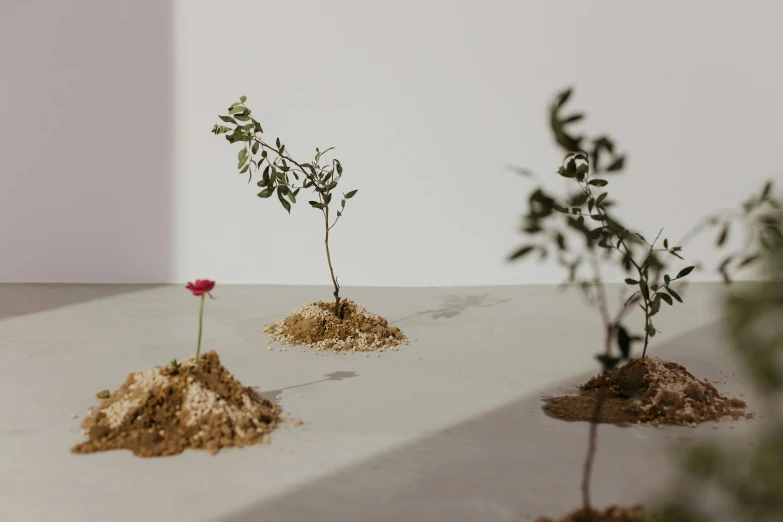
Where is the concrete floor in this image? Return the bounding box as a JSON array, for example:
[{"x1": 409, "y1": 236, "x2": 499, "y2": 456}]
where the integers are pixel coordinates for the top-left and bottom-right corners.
[{"x1": 0, "y1": 283, "x2": 758, "y2": 522}]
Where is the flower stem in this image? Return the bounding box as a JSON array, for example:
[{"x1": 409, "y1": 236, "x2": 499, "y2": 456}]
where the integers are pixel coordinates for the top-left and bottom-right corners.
[{"x1": 196, "y1": 294, "x2": 205, "y2": 364}]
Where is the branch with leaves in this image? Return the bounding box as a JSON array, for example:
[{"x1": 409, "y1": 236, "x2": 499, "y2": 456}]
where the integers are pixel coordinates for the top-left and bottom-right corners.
[
  {"x1": 650, "y1": 212, "x2": 783, "y2": 522},
  {"x1": 212, "y1": 96, "x2": 358, "y2": 318},
  {"x1": 511, "y1": 88, "x2": 695, "y2": 360},
  {"x1": 510, "y1": 88, "x2": 693, "y2": 515},
  {"x1": 678, "y1": 181, "x2": 780, "y2": 283}
]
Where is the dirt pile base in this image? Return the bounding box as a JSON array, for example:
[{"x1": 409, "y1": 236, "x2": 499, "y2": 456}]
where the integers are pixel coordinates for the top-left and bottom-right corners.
[
  {"x1": 544, "y1": 357, "x2": 749, "y2": 427},
  {"x1": 263, "y1": 299, "x2": 407, "y2": 352},
  {"x1": 72, "y1": 351, "x2": 280, "y2": 457},
  {"x1": 535, "y1": 505, "x2": 647, "y2": 522}
]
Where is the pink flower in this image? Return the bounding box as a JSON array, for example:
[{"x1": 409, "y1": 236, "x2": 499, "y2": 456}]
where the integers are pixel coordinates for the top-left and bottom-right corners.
[{"x1": 186, "y1": 279, "x2": 216, "y2": 297}]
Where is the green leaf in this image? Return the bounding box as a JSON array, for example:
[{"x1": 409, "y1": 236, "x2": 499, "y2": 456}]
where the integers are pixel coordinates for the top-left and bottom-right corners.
[
  {"x1": 251, "y1": 142, "x2": 259, "y2": 155},
  {"x1": 555, "y1": 88, "x2": 573, "y2": 109},
  {"x1": 606, "y1": 156, "x2": 625, "y2": 172},
  {"x1": 595, "y1": 136, "x2": 615, "y2": 154},
  {"x1": 309, "y1": 201, "x2": 326, "y2": 210},
  {"x1": 276, "y1": 137, "x2": 281, "y2": 149},
  {"x1": 589, "y1": 179, "x2": 608, "y2": 187},
  {"x1": 761, "y1": 180, "x2": 772, "y2": 199},
  {"x1": 667, "y1": 287, "x2": 683, "y2": 303},
  {"x1": 575, "y1": 164, "x2": 589, "y2": 179},
  {"x1": 647, "y1": 324, "x2": 657, "y2": 337},
  {"x1": 625, "y1": 278, "x2": 638, "y2": 285},
  {"x1": 219, "y1": 115, "x2": 237, "y2": 124},
  {"x1": 663, "y1": 238, "x2": 669, "y2": 249},
  {"x1": 345, "y1": 189, "x2": 358, "y2": 199},
  {"x1": 650, "y1": 296, "x2": 661, "y2": 315},
  {"x1": 738, "y1": 254, "x2": 760, "y2": 268},
  {"x1": 640, "y1": 281, "x2": 650, "y2": 299},
  {"x1": 555, "y1": 233, "x2": 566, "y2": 250},
  {"x1": 257, "y1": 187, "x2": 274, "y2": 198},
  {"x1": 277, "y1": 189, "x2": 291, "y2": 213},
  {"x1": 234, "y1": 114, "x2": 250, "y2": 122},
  {"x1": 588, "y1": 227, "x2": 603, "y2": 240},
  {"x1": 595, "y1": 193, "x2": 608, "y2": 206},
  {"x1": 617, "y1": 325, "x2": 632, "y2": 359},
  {"x1": 596, "y1": 354, "x2": 621, "y2": 371},
  {"x1": 336, "y1": 160, "x2": 343, "y2": 175},
  {"x1": 659, "y1": 293, "x2": 673, "y2": 306},
  {"x1": 677, "y1": 266, "x2": 695, "y2": 279},
  {"x1": 716, "y1": 224, "x2": 729, "y2": 247},
  {"x1": 664, "y1": 274, "x2": 671, "y2": 284},
  {"x1": 509, "y1": 245, "x2": 535, "y2": 261},
  {"x1": 562, "y1": 113, "x2": 584, "y2": 124},
  {"x1": 229, "y1": 107, "x2": 244, "y2": 115},
  {"x1": 557, "y1": 166, "x2": 575, "y2": 179},
  {"x1": 239, "y1": 95, "x2": 247, "y2": 103},
  {"x1": 238, "y1": 149, "x2": 248, "y2": 161}
]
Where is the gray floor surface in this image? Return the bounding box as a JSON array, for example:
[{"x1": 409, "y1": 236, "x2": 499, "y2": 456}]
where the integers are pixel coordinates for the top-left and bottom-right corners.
[{"x1": 0, "y1": 283, "x2": 759, "y2": 522}]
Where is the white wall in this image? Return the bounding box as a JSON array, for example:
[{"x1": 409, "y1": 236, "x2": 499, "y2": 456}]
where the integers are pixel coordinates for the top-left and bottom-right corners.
[
  {"x1": 2, "y1": 1, "x2": 781, "y2": 286},
  {"x1": 0, "y1": 1, "x2": 174, "y2": 283},
  {"x1": 174, "y1": 0, "x2": 783, "y2": 287}
]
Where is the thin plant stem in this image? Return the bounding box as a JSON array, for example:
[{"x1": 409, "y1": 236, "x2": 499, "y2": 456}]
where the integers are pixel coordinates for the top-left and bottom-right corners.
[
  {"x1": 252, "y1": 136, "x2": 343, "y2": 318},
  {"x1": 196, "y1": 294, "x2": 205, "y2": 363},
  {"x1": 323, "y1": 201, "x2": 342, "y2": 318},
  {"x1": 582, "y1": 386, "x2": 608, "y2": 518}
]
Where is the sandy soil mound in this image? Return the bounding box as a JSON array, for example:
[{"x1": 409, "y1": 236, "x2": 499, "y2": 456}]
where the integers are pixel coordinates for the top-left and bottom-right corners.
[
  {"x1": 72, "y1": 351, "x2": 280, "y2": 457},
  {"x1": 535, "y1": 505, "x2": 647, "y2": 522},
  {"x1": 263, "y1": 299, "x2": 407, "y2": 353},
  {"x1": 544, "y1": 357, "x2": 749, "y2": 427}
]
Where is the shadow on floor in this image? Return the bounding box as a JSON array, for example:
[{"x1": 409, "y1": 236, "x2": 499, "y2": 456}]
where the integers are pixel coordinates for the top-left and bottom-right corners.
[
  {"x1": 253, "y1": 371, "x2": 359, "y2": 403},
  {"x1": 392, "y1": 294, "x2": 511, "y2": 323},
  {"x1": 0, "y1": 284, "x2": 166, "y2": 322},
  {"x1": 219, "y1": 322, "x2": 756, "y2": 522}
]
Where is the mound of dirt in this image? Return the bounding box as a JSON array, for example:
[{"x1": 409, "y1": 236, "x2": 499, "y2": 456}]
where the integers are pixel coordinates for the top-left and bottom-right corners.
[
  {"x1": 72, "y1": 351, "x2": 280, "y2": 457},
  {"x1": 544, "y1": 357, "x2": 750, "y2": 427},
  {"x1": 263, "y1": 299, "x2": 407, "y2": 353},
  {"x1": 535, "y1": 505, "x2": 647, "y2": 522}
]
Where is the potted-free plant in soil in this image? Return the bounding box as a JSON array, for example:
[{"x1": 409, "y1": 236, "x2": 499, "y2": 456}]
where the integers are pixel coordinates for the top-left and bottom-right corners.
[
  {"x1": 72, "y1": 280, "x2": 281, "y2": 457},
  {"x1": 650, "y1": 213, "x2": 783, "y2": 521},
  {"x1": 510, "y1": 89, "x2": 764, "y2": 430},
  {"x1": 535, "y1": 324, "x2": 647, "y2": 521},
  {"x1": 212, "y1": 97, "x2": 406, "y2": 355}
]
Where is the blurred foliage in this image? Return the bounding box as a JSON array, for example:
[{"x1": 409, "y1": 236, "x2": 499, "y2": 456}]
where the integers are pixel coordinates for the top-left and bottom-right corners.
[
  {"x1": 510, "y1": 88, "x2": 780, "y2": 360},
  {"x1": 651, "y1": 211, "x2": 783, "y2": 522}
]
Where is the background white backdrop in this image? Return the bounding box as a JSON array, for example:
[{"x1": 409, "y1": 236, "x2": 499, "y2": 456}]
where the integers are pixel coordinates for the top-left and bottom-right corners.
[{"x1": 3, "y1": 1, "x2": 782, "y2": 286}]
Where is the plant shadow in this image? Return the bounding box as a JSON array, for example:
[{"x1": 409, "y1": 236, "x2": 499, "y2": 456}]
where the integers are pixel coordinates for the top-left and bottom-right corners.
[
  {"x1": 252, "y1": 371, "x2": 359, "y2": 402},
  {"x1": 220, "y1": 322, "x2": 754, "y2": 522},
  {"x1": 392, "y1": 294, "x2": 511, "y2": 323}
]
